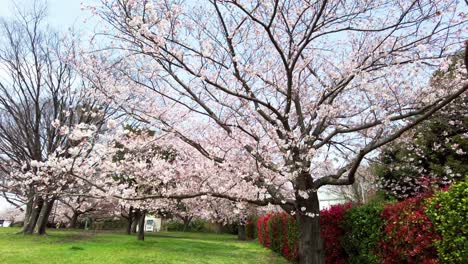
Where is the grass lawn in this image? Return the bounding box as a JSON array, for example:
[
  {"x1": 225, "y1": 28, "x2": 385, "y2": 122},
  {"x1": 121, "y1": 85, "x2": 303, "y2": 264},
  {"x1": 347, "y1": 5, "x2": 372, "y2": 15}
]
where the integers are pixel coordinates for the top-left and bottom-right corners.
[{"x1": 0, "y1": 228, "x2": 289, "y2": 264}]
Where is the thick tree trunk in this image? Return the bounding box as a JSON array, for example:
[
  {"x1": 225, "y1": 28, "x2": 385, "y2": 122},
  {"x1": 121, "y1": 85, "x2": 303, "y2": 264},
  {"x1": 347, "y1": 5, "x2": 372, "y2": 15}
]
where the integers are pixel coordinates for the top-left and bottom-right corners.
[
  {"x1": 137, "y1": 210, "x2": 146, "y2": 241},
  {"x1": 297, "y1": 192, "x2": 325, "y2": 264},
  {"x1": 36, "y1": 198, "x2": 55, "y2": 235},
  {"x1": 22, "y1": 196, "x2": 43, "y2": 235},
  {"x1": 131, "y1": 210, "x2": 140, "y2": 233},
  {"x1": 126, "y1": 218, "x2": 132, "y2": 235},
  {"x1": 21, "y1": 192, "x2": 34, "y2": 229}
]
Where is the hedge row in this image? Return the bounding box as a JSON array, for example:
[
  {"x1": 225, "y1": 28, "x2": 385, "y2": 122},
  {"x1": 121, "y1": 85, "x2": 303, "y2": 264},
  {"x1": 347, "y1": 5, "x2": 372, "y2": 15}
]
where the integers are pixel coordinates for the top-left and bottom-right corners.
[
  {"x1": 257, "y1": 204, "x2": 352, "y2": 263},
  {"x1": 257, "y1": 212, "x2": 298, "y2": 261},
  {"x1": 257, "y1": 181, "x2": 467, "y2": 263}
]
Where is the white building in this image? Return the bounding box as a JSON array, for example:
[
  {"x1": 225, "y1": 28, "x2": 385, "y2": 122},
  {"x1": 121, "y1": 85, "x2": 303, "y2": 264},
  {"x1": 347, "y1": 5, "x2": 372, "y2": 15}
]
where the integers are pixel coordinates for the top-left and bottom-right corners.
[
  {"x1": 0, "y1": 197, "x2": 23, "y2": 227},
  {"x1": 318, "y1": 188, "x2": 347, "y2": 209},
  {"x1": 136, "y1": 215, "x2": 162, "y2": 232},
  {"x1": 0, "y1": 219, "x2": 12, "y2": 227}
]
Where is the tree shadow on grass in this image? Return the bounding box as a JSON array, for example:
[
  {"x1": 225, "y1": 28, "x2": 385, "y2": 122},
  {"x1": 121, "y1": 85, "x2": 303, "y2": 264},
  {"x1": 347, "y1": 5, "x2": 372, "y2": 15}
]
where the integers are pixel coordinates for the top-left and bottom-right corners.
[{"x1": 55, "y1": 233, "x2": 96, "y2": 243}]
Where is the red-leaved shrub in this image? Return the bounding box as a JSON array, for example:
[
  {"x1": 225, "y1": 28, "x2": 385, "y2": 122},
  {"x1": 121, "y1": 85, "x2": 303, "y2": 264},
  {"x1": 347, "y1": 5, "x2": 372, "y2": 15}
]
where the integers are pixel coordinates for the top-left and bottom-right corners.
[
  {"x1": 257, "y1": 213, "x2": 298, "y2": 261},
  {"x1": 257, "y1": 194, "x2": 448, "y2": 264},
  {"x1": 257, "y1": 204, "x2": 352, "y2": 263},
  {"x1": 320, "y1": 203, "x2": 352, "y2": 264},
  {"x1": 379, "y1": 195, "x2": 440, "y2": 264},
  {"x1": 257, "y1": 214, "x2": 272, "y2": 247},
  {"x1": 283, "y1": 214, "x2": 299, "y2": 261}
]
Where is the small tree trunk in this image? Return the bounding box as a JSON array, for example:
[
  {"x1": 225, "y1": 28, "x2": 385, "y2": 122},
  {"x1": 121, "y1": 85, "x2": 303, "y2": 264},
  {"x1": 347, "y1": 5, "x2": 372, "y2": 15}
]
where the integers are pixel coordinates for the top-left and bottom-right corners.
[
  {"x1": 238, "y1": 221, "x2": 246, "y2": 241},
  {"x1": 182, "y1": 216, "x2": 192, "y2": 232},
  {"x1": 69, "y1": 211, "x2": 79, "y2": 229},
  {"x1": 126, "y1": 207, "x2": 134, "y2": 235},
  {"x1": 161, "y1": 218, "x2": 169, "y2": 232},
  {"x1": 297, "y1": 192, "x2": 325, "y2": 264},
  {"x1": 36, "y1": 198, "x2": 55, "y2": 235},
  {"x1": 137, "y1": 210, "x2": 146, "y2": 241},
  {"x1": 22, "y1": 196, "x2": 43, "y2": 235}
]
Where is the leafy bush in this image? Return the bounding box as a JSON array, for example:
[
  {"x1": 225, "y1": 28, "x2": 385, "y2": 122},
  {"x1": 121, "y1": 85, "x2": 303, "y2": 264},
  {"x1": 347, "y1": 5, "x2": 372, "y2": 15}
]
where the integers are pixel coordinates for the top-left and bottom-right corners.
[
  {"x1": 268, "y1": 214, "x2": 283, "y2": 253},
  {"x1": 101, "y1": 218, "x2": 127, "y2": 230},
  {"x1": 165, "y1": 220, "x2": 184, "y2": 231},
  {"x1": 257, "y1": 214, "x2": 272, "y2": 247},
  {"x1": 257, "y1": 213, "x2": 298, "y2": 261},
  {"x1": 220, "y1": 223, "x2": 238, "y2": 235},
  {"x1": 320, "y1": 203, "x2": 352, "y2": 264},
  {"x1": 341, "y1": 202, "x2": 384, "y2": 264},
  {"x1": 166, "y1": 219, "x2": 208, "y2": 232},
  {"x1": 379, "y1": 195, "x2": 440, "y2": 264},
  {"x1": 257, "y1": 204, "x2": 352, "y2": 263},
  {"x1": 283, "y1": 214, "x2": 298, "y2": 261},
  {"x1": 426, "y1": 180, "x2": 468, "y2": 263},
  {"x1": 256, "y1": 190, "x2": 467, "y2": 264}
]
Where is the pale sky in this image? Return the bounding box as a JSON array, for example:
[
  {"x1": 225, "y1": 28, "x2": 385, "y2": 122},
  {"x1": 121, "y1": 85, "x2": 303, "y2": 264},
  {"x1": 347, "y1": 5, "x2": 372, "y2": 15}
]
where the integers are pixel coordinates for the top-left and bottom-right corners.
[
  {"x1": 0, "y1": 0, "x2": 93, "y2": 30},
  {"x1": 0, "y1": 0, "x2": 83, "y2": 24}
]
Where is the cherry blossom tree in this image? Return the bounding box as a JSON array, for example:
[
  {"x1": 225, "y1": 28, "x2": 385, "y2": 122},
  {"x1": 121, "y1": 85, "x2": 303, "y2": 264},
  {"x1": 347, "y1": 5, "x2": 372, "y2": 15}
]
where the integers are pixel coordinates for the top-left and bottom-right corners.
[
  {"x1": 0, "y1": 0, "x2": 121, "y2": 234},
  {"x1": 90, "y1": 125, "x2": 261, "y2": 240},
  {"x1": 56, "y1": 196, "x2": 99, "y2": 228},
  {"x1": 76, "y1": 1, "x2": 468, "y2": 262}
]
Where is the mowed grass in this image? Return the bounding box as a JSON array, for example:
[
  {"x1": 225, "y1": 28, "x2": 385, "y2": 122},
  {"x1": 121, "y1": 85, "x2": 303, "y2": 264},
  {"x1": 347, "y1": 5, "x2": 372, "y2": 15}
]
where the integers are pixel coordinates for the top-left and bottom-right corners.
[{"x1": 0, "y1": 228, "x2": 289, "y2": 264}]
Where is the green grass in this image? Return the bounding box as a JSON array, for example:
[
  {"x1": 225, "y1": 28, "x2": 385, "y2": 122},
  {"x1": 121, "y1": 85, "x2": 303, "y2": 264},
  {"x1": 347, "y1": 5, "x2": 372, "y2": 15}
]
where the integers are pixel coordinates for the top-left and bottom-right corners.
[{"x1": 0, "y1": 228, "x2": 289, "y2": 264}]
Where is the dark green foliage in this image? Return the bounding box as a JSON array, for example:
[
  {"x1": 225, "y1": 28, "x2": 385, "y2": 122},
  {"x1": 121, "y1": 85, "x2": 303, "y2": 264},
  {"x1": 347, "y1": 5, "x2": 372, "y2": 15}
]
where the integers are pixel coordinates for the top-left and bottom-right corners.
[
  {"x1": 220, "y1": 223, "x2": 238, "y2": 235},
  {"x1": 373, "y1": 97, "x2": 467, "y2": 200},
  {"x1": 426, "y1": 180, "x2": 468, "y2": 263},
  {"x1": 284, "y1": 216, "x2": 298, "y2": 259},
  {"x1": 166, "y1": 219, "x2": 208, "y2": 232},
  {"x1": 101, "y1": 218, "x2": 127, "y2": 230},
  {"x1": 341, "y1": 202, "x2": 384, "y2": 264},
  {"x1": 245, "y1": 216, "x2": 257, "y2": 240},
  {"x1": 166, "y1": 219, "x2": 238, "y2": 234},
  {"x1": 374, "y1": 52, "x2": 467, "y2": 200},
  {"x1": 268, "y1": 215, "x2": 282, "y2": 253}
]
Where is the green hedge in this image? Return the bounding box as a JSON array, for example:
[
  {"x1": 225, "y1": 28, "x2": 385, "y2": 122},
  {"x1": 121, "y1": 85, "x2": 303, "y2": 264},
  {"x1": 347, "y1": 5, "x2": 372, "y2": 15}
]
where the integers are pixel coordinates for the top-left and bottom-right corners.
[
  {"x1": 256, "y1": 182, "x2": 467, "y2": 263},
  {"x1": 257, "y1": 213, "x2": 298, "y2": 261},
  {"x1": 100, "y1": 218, "x2": 127, "y2": 230},
  {"x1": 166, "y1": 219, "x2": 209, "y2": 232},
  {"x1": 166, "y1": 219, "x2": 239, "y2": 234},
  {"x1": 341, "y1": 202, "x2": 384, "y2": 264},
  {"x1": 426, "y1": 180, "x2": 468, "y2": 263}
]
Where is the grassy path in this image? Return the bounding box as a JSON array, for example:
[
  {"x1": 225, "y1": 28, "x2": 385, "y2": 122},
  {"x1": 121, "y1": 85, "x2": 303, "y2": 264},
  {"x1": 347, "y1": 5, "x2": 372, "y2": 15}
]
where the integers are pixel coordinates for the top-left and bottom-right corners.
[{"x1": 0, "y1": 228, "x2": 289, "y2": 264}]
